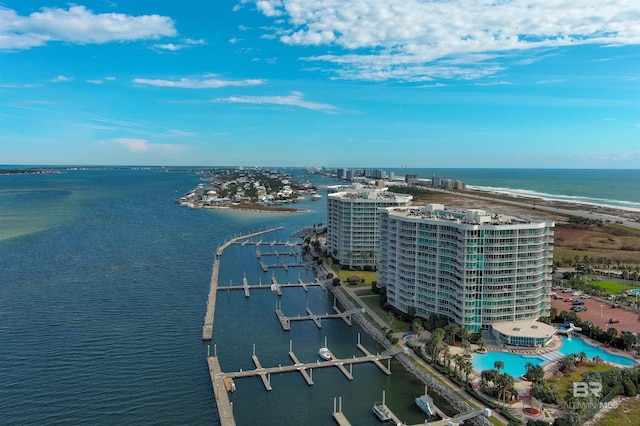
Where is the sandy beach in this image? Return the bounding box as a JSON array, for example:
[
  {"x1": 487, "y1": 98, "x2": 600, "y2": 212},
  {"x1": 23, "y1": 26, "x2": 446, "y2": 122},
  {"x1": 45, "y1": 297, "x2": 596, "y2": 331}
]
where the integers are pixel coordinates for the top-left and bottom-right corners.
[{"x1": 435, "y1": 187, "x2": 640, "y2": 230}]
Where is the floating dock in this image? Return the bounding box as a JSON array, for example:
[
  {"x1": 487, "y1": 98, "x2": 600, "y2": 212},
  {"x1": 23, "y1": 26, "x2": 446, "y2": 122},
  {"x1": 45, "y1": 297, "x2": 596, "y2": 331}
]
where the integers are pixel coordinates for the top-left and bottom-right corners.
[
  {"x1": 275, "y1": 306, "x2": 360, "y2": 331},
  {"x1": 216, "y1": 343, "x2": 393, "y2": 392}
]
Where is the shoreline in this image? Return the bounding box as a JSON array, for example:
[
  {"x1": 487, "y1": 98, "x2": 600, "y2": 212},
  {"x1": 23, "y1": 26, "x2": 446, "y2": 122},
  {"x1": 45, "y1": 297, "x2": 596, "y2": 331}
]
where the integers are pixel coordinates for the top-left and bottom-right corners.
[
  {"x1": 439, "y1": 187, "x2": 640, "y2": 230},
  {"x1": 467, "y1": 185, "x2": 640, "y2": 214}
]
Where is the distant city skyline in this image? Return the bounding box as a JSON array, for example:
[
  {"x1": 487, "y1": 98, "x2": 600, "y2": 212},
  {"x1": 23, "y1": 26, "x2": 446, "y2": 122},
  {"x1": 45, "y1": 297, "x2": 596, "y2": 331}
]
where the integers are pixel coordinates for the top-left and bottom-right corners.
[{"x1": 1, "y1": 1, "x2": 639, "y2": 168}]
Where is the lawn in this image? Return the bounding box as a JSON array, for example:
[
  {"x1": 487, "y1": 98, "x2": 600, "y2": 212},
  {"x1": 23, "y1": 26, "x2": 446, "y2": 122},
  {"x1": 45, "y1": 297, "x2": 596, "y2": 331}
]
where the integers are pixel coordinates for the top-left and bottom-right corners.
[
  {"x1": 336, "y1": 269, "x2": 377, "y2": 286},
  {"x1": 357, "y1": 290, "x2": 412, "y2": 333},
  {"x1": 590, "y1": 280, "x2": 633, "y2": 294}
]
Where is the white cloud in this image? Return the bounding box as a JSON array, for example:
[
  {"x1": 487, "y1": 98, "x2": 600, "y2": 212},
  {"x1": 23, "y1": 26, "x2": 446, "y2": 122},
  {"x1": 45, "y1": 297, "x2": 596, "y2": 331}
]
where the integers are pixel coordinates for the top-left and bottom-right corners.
[
  {"x1": 86, "y1": 79, "x2": 103, "y2": 85},
  {"x1": 153, "y1": 38, "x2": 206, "y2": 51},
  {"x1": 246, "y1": 0, "x2": 640, "y2": 81},
  {"x1": 114, "y1": 138, "x2": 184, "y2": 154},
  {"x1": 52, "y1": 75, "x2": 72, "y2": 83},
  {"x1": 0, "y1": 5, "x2": 176, "y2": 50},
  {"x1": 214, "y1": 91, "x2": 338, "y2": 113},
  {"x1": 133, "y1": 74, "x2": 264, "y2": 88},
  {"x1": 116, "y1": 138, "x2": 150, "y2": 152}
]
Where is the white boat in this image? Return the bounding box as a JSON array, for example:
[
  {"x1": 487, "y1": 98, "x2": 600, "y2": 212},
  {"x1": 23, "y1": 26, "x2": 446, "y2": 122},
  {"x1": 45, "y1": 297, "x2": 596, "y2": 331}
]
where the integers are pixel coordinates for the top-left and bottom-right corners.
[
  {"x1": 372, "y1": 390, "x2": 392, "y2": 422},
  {"x1": 372, "y1": 402, "x2": 392, "y2": 422},
  {"x1": 318, "y1": 347, "x2": 331, "y2": 360},
  {"x1": 416, "y1": 386, "x2": 435, "y2": 416},
  {"x1": 311, "y1": 193, "x2": 322, "y2": 201}
]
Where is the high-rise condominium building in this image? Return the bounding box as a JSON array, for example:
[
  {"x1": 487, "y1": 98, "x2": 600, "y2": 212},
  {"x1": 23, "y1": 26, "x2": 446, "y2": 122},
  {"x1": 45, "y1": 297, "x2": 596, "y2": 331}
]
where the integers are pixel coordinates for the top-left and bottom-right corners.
[
  {"x1": 378, "y1": 204, "x2": 554, "y2": 334},
  {"x1": 327, "y1": 184, "x2": 412, "y2": 269}
]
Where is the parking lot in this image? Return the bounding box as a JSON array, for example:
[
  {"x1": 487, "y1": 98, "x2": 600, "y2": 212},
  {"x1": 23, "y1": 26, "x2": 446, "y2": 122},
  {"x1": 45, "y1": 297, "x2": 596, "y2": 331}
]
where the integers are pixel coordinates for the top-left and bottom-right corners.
[{"x1": 550, "y1": 291, "x2": 640, "y2": 335}]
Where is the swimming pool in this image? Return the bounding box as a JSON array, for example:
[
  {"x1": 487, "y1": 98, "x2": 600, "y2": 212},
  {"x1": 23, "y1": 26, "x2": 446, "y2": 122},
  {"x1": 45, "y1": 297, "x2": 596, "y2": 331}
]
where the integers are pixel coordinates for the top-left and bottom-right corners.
[
  {"x1": 632, "y1": 289, "x2": 640, "y2": 295},
  {"x1": 472, "y1": 337, "x2": 637, "y2": 377},
  {"x1": 472, "y1": 351, "x2": 545, "y2": 378},
  {"x1": 558, "y1": 336, "x2": 637, "y2": 366}
]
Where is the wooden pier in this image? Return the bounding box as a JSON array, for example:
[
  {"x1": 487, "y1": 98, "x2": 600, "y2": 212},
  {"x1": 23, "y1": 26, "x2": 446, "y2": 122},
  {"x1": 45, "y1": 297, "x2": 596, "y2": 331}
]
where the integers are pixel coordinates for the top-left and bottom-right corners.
[
  {"x1": 217, "y1": 277, "x2": 326, "y2": 297},
  {"x1": 259, "y1": 261, "x2": 309, "y2": 272},
  {"x1": 207, "y1": 356, "x2": 236, "y2": 426},
  {"x1": 234, "y1": 240, "x2": 302, "y2": 247},
  {"x1": 275, "y1": 306, "x2": 361, "y2": 331},
  {"x1": 202, "y1": 226, "x2": 283, "y2": 341},
  {"x1": 256, "y1": 249, "x2": 298, "y2": 259},
  {"x1": 217, "y1": 343, "x2": 392, "y2": 392}
]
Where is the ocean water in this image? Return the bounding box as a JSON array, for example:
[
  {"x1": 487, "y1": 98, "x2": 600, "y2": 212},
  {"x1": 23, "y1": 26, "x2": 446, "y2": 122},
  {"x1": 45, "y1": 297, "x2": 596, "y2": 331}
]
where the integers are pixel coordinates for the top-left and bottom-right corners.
[
  {"x1": 387, "y1": 168, "x2": 640, "y2": 211},
  {"x1": 0, "y1": 169, "x2": 439, "y2": 426}
]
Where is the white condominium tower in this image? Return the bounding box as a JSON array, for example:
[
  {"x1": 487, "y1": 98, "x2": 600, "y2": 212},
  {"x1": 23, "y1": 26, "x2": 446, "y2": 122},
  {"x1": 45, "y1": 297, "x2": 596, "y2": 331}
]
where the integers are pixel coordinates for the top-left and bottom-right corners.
[
  {"x1": 378, "y1": 204, "x2": 554, "y2": 332},
  {"x1": 327, "y1": 184, "x2": 412, "y2": 269}
]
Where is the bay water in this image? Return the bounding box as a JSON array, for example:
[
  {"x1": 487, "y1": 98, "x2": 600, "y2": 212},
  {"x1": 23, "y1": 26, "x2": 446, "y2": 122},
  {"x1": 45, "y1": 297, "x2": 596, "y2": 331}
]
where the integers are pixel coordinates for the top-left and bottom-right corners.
[{"x1": 0, "y1": 169, "x2": 432, "y2": 425}]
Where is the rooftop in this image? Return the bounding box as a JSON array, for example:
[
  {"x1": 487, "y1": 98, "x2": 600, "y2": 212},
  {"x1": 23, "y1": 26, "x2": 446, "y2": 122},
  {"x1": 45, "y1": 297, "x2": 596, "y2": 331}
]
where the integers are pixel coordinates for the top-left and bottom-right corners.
[
  {"x1": 385, "y1": 203, "x2": 543, "y2": 226},
  {"x1": 492, "y1": 320, "x2": 557, "y2": 338}
]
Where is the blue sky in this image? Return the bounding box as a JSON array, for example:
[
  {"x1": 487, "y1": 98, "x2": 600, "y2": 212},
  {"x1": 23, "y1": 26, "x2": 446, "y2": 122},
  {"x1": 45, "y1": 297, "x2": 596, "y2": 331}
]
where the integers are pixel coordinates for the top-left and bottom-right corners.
[{"x1": 1, "y1": 0, "x2": 639, "y2": 168}]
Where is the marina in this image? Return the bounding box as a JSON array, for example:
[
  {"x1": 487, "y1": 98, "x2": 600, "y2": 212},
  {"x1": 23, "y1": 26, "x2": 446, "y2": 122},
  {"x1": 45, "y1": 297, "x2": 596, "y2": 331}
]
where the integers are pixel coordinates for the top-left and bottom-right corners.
[
  {"x1": 204, "y1": 227, "x2": 403, "y2": 425},
  {"x1": 207, "y1": 340, "x2": 397, "y2": 425},
  {"x1": 201, "y1": 226, "x2": 284, "y2": 341}
]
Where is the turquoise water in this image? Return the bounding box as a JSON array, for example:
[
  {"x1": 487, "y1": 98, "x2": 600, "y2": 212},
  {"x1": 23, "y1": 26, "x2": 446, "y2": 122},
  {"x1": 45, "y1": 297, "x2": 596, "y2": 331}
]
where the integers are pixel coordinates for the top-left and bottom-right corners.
[
  {"x1": 473, "y1": 337, "x2": 637, "y2": 378},
  {"x1": 632, "y1": 289, "x2": 640, "y2": 295},
  {"x1": 559, "y1": 337, "x2": 637, "y2": 366},
  {"x1": 472, "y1": 352, "x2": 545, "y2": 378}
]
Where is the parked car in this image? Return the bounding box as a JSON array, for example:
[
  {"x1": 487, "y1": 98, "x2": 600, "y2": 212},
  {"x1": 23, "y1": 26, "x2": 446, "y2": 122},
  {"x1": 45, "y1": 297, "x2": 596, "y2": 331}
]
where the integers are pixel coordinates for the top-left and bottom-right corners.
[
  {"x1": 564, "y1": 298, "x2": 573, "y2": 302},
  {"x1": 611, "y1": 303, "x2": 620, "y2": 308},
  {"x1": 572, "y1": 300, "x2": 585, "y2": 305},
  {"x1": 609, "y1": 318, "x2": 621, "y2": 324}
]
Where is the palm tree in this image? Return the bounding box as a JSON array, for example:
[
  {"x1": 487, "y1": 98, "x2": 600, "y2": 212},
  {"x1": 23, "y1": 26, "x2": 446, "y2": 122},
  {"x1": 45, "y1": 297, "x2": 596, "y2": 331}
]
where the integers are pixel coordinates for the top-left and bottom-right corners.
[
  {"x1": 453, "y1": 354, "x2": 464, "y2": 380},
  {"x1": 442, "y1": 344, "x2": 452, "y2": 371},
  {"x1": 577, "y1": 351, "x2": 587, "y2": 364},
  {"x1": 429, "y1": 328, "x2": 445, "y2": 361},
  {"x1": 496, "y1": 373, "x2": 515, "y2": 407},
  {"x1": 524, "y1": 362, "x2": 545, "y2": 385},
  {"x1": 444, "y1": 324, "x2": 459, "y2": 344},
  {"x1": 461, "y1": 339, "x2": 471, "y2": 356},
  {"x1": 494, "y1": 360, "x2": 504, "y2": 374},
  {"x1": 457, "y1": 327, "x2": 469, "y2": 342},
  {"x1": 462, "y1": 360, "x2": 474, "y2": 386},
  {"x1": 478, "y1": 336, "x2": 486, "y2": 351}
]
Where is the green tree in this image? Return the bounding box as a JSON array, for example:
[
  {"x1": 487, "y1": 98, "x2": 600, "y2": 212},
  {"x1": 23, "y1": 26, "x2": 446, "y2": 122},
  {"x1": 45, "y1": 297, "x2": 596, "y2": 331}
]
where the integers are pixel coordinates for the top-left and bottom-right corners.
[{"x1": 524, "y1": 362, "x2": 545, "y2": 385}]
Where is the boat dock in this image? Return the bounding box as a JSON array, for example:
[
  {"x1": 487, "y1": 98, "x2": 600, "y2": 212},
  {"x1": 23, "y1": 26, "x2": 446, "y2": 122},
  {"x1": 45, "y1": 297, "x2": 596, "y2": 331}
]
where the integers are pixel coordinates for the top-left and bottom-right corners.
[
  {"x1": 218, "y1": 277, "x2": 325, "y2": 298},
  {"x1": 216, "y1": 343, "x2": 393, "y2": 392},
  {"x1": 202, "y1": 227, "x2": 283, "y2": 341},
  {"x1": 256, "y1": 248, "x2": 298, "y2": 259},
  {"x1": 234, "y1": 240, "x2": 302, "y2": 247},
  {"x1": 259, "y1": 261, "x2": 309, "y2": 272},
  {"x1": 331, "y1": 396, "x2": 489, "y2": 426},
  {"x1": 207, "y1": 356, "x2": 236, "y2": 426},
  {"x1": 275, "y1": 305, "x2": 361, "y2": 331}
]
